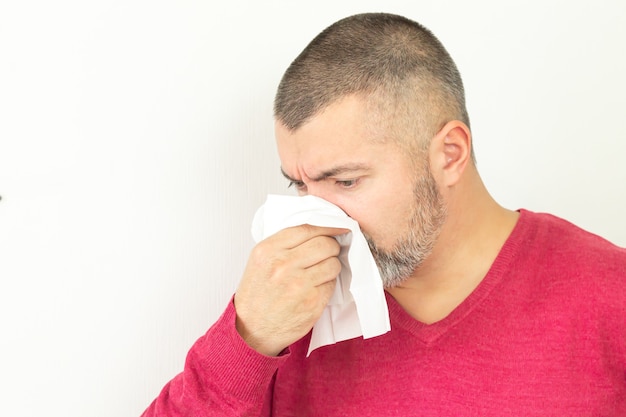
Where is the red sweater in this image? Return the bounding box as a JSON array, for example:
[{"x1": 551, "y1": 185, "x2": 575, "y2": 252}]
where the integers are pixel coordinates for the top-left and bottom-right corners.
[{"x1": 143, "y1": 210, "x2": 626, "y2": 416}]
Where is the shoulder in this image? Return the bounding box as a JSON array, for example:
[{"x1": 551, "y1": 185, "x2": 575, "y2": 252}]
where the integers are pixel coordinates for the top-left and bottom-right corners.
[
  {"x1": 516, "y1": 209, "x2": 626, "y2": 271},
  {"x1": 510, "y1": 210, "x2": 626, "y2": 313},
  {"x1": 511, "y1": 211, "x2": 625, "y2": 347}
]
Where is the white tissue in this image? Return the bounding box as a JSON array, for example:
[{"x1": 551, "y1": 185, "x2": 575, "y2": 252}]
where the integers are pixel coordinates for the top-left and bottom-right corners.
[{"x1": 251, "y1": 194, "x2": 391, "y2": 356}]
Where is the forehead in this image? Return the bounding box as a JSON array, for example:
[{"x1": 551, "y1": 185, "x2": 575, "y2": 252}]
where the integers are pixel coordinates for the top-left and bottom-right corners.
[
  {"x1": 274, "y1": 95, "x2": 408, "y2": 181},
  {"x1": 276, "y1": 96, "x2": 375, "y2": 173}
]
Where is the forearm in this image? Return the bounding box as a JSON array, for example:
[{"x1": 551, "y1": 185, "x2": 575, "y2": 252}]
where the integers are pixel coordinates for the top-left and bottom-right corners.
[{"x1": 141, "y1": 300, "x2": 287, "y2": 417}]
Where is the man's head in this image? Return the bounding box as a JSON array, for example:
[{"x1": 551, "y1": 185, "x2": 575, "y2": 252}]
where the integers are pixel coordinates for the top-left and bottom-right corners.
[
  {"x1": 273, "y1": 13, "x2": 473, "y2": 286},
  {"x1": 274, "y1": 12, "x2": 471, "y2": 158}
]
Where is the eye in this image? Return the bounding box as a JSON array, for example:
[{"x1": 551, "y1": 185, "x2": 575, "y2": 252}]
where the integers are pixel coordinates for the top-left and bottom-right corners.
[
  {"x1": 287, "y1": 180, "x2": 307, "y2": 192},
  {"x1": 336, "y1": 179, "x2": 359, "y2": 189}
]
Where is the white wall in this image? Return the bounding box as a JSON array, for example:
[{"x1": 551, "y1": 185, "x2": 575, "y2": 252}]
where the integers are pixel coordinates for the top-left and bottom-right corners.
[{"x1": 0, "y1": 1, "x2": 624, "y2": 416}]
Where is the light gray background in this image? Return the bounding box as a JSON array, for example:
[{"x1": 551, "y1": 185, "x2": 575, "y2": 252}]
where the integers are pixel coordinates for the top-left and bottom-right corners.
[{"x1": 0, "y1": 1, "x2": 624, "y2": 416}]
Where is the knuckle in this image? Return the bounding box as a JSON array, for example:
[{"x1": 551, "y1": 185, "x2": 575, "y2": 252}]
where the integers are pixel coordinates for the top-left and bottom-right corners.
[
  {"x1": 328, "y1": 238, "x2": 342, "y2": 256},
  {"x1": 285, "y1": 223, "x2": 314, "y2": 235},
  {"x1": 269, "y1": 257, "x2": 303, "y2": 288},
  {"x1": 285, "y1": 273, "x2": 305, "y2": 293},
  {"x1": 329, "y1": 256, "x2": 342, "y2": 274},
  {"x1": 248, "y1": 246, "x2": 296, "y2": 283},
  {"x1": 310, "y1": 258, "x2": 341, "y2": 283},
  {"x1": 251, "y1": 241, "x2": 272, "y2": 260},
  {"x1": 300, "y1": 223, "x2": 317, "y2": 232},
  {"x1": 314, "y1": 235, "x2": 341, "y2": 254}
]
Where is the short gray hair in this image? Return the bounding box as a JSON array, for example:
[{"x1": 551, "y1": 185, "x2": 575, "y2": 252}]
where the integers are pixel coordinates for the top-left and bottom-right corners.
[{"x1": 274, "y1": 13, "x2": 471, "y2": 154}]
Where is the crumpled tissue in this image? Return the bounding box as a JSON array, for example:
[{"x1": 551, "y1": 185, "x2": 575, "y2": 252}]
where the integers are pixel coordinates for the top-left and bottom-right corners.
[{"x1": 251, "y1": 194, "x2": 390, "y2": 356}]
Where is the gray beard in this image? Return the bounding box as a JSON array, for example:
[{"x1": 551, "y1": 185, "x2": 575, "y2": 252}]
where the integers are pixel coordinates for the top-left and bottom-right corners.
[{"x1": 365, "y1": 171, "x2": 447, "y2": 288}]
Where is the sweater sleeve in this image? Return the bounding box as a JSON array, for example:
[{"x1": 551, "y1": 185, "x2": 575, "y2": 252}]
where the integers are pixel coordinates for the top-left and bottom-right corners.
[{"x1": 141, "y1": 299, "x2": 288, "y2": 417}]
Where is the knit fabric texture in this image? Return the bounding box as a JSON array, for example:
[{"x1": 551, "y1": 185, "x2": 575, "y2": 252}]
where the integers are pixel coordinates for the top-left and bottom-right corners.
[{"x1": 143, "y1": 210, "x2": 626, "y2": 416}]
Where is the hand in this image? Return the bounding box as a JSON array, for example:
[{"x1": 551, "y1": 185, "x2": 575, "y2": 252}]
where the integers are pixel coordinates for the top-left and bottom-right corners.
[{"x1": 234, "y1": 224, "x2": 347, "y2": 356}]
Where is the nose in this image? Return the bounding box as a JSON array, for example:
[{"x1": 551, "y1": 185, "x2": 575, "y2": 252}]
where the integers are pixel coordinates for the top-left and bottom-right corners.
[
  {"x1": 300, "y1": 182, "x2": 325, "y2": 200},
  {"x1": 301, "y1": 183, "x2": 347, "y2": 214}
]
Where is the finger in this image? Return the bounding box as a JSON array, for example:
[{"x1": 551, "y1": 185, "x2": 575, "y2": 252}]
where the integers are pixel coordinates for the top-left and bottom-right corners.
[
  {"x1": 315, "y1": 278, "x2": 338, "y2": 310},
  {"x1": 268, "y1": 224, "x2": 350, "y2": 249},
  {"x1": 289, "y1": 235, "x2": 342, "y2": 269},
  {"x1": 303, "y1": 256, "x2": 342, "y2": 287}
]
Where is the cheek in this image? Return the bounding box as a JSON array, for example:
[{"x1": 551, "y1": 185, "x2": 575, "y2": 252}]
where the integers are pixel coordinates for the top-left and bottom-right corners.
[{"x1": 342, "y1": 196, "x2": 412, "y2": 249}]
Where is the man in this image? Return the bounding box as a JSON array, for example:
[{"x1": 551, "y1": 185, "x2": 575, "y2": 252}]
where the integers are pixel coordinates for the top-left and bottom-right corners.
[{"x1": 143, "y1": 13, "x2": 626, "y2": 416}]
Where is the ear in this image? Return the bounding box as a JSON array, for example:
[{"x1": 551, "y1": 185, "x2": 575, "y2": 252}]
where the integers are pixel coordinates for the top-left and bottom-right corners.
[{"x1": 429, "y1": 120, "x2": 472, "y2": 187}]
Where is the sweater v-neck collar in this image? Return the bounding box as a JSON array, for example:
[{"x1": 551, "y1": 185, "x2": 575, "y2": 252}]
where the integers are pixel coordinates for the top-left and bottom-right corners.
[{"x1": 384, "y1": 209, "x2": 530, "y2": 345}]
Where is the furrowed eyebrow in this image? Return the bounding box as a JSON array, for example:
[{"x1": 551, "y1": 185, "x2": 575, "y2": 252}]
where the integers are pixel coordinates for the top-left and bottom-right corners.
[
  {"x1": 280, "y1": 168, "x2": 298, "y2": 182},
  {"x1": 280, "y1": 164, "x2": 369, "y2": 182}
]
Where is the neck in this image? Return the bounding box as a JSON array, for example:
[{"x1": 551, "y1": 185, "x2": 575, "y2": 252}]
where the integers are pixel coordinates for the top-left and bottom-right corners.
[{"x1": 386, "y1": 173, "x2": 519, "y2": 324}]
